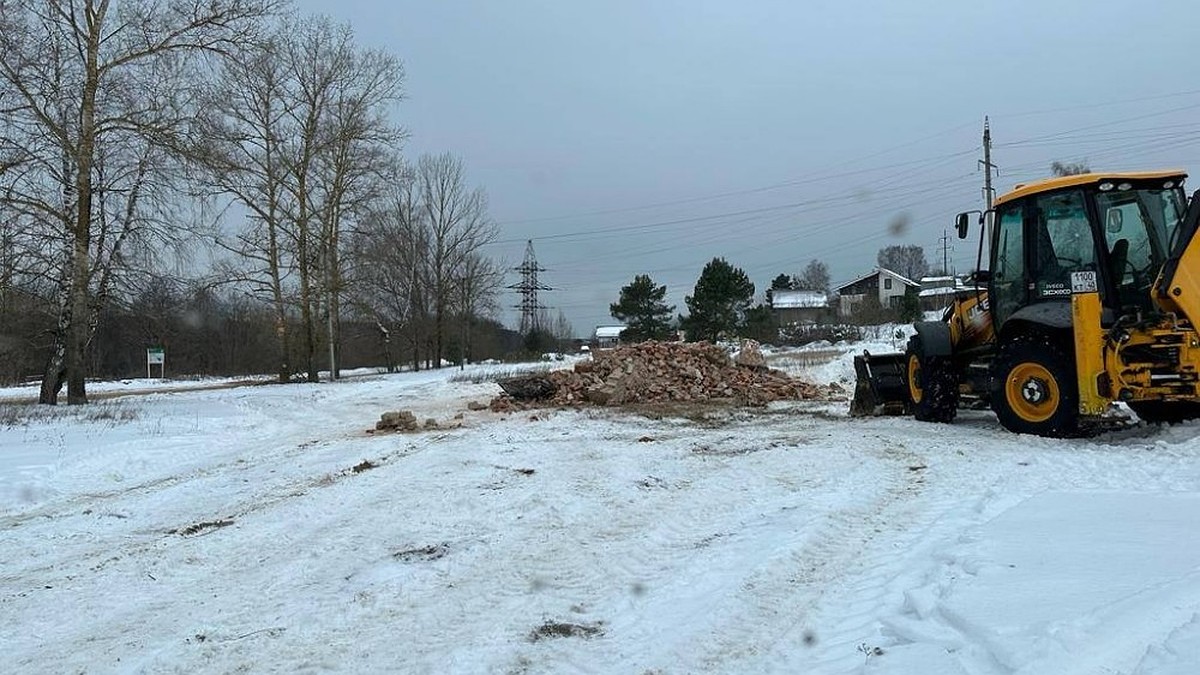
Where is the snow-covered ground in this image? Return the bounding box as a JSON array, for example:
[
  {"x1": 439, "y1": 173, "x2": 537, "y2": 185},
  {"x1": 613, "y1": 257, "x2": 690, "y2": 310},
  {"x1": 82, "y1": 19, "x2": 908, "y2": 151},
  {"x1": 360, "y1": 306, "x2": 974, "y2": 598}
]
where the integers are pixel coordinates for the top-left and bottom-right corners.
[{"x1": 3, "y1": 343, "x2": 1200, "y2": 674}]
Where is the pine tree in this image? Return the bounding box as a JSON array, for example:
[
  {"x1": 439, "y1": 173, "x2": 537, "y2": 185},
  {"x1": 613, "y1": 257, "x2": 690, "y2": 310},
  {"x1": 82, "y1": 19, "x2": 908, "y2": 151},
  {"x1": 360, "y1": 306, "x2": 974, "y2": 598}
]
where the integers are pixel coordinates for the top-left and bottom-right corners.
[
  {"x1": 741, "y1": 303, "x2": 778, "y2": 343},
  {"x1": 766, "y1": 273, "x2": 793, "y2": 305},
  {"x1": 610, "y1": 274, "x2": 674, "y2": 342},
  {"x1": 680, "y1": 258, "x2": 755, "y2": 342}
]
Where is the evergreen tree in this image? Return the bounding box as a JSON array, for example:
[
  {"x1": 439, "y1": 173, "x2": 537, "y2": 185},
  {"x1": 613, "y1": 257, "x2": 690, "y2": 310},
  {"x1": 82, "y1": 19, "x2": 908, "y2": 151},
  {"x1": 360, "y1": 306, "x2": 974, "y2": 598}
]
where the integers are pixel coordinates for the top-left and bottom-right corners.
[
  {"x1": 766, "y1": 273, "x2": 794, "y2": 305},
  {"x1": 609, "y1": 274, "x2": 675, "y2": 342},
  {"x1": 741, "y1": 303, "x2": 778, "y2": 343},
  {"x1": 899, "y1": 291, "x2": 922, "y2": 323},
  {"x1": 680, "y1": 258, "x2": 755, "y2": 342}
]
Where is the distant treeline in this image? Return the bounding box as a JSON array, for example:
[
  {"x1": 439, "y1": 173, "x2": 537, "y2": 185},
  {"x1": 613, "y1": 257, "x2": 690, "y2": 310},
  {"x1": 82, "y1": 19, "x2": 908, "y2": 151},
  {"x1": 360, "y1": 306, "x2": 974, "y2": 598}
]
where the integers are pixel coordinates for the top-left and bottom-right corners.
[{"x1": 0, "y1": 281, "x2": 525, "y2": 386}]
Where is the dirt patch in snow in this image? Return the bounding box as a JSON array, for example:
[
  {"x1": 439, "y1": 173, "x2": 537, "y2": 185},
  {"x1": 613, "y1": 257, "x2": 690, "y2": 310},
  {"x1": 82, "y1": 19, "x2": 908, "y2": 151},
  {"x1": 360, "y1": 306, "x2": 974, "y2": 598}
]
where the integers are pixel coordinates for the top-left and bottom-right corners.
[
  {"x1": 172, "y1": 518, "x2": 235, "y2": 537},
  {"x1": 393, "y1": 543, "x2": 449, "y2": 563},
  {"x1": 350, "y1": 459, "x2": 377, "y2": 473},
  {"x1": 528, "y1": 620, "x2": 604, "y2": 642}
]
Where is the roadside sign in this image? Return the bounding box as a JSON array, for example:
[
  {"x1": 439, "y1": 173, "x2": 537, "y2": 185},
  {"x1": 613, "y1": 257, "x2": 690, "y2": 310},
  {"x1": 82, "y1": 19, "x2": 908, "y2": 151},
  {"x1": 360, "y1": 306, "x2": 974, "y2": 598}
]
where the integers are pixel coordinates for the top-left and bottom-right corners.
[{"x1": 147, "y1": 347, "x2": 165, "y2": 378}]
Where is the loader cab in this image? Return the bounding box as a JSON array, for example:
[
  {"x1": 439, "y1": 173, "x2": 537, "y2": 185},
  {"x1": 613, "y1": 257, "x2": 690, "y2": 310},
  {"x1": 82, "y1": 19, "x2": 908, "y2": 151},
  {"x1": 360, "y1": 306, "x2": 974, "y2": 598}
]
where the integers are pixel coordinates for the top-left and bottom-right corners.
[{"x1": 986, "y1": 171, "x2": 1188, "y2": 333}]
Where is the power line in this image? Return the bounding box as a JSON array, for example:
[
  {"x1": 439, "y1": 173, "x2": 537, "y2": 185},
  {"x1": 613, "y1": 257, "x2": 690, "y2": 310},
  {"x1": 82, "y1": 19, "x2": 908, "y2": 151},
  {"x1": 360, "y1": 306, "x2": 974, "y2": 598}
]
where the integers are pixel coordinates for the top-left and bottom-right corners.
[
  {"x1": 497, "y1": 89, "x2": 1200, "y2": 232},
  {"x1": 492, "y1": 133, "x2": 979, "y2": 228},
  {"x1": 996, "y1": 101, "x2": 1200, "y2": 149},
  {"x1": 502, "y1": 98, "x2": 1200, "y2": 326},
  {"x1": 995, "y1": 87, "x2": 1200, "y2": 120},
  {"x1": 491, "y1": 158, "x2": 980, "y2": 248}
]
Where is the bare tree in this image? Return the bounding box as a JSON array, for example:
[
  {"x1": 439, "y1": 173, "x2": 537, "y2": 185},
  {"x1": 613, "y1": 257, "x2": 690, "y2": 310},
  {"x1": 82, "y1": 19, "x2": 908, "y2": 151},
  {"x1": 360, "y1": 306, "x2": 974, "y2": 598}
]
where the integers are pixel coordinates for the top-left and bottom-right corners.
[
  {"x1": 551, "y1": 309, "x2": 574, "y2": 344},
  {"x1": 196, "y1": 14, "x2": 404, "y2": 382},
  {"x1": 0, "y1": 0, "x2": 280, "y2": 404},
  {"x1": 350, "y1": 156, "x2": 502, "y2": 371},
  {"x1": 876, "y1": 245, "x2": 928, "y2": 282},
  {"x1": 793, "y1": 259, "x2": 831, "y2": 292},
  {"x1": 452, "y1": 251, "x2": 503, "y2": 366},
  {"x1": 196, "y1": 31, "x2": 295, "y2": 382},
  {"x1": 1051, "y1": 161, "x2": 1091, "y2": 177},
  {"x1": 280, "y1": 17, "x2": 352, "y2": 382},
  {"x1": 307, "y1": 37, "x2": 404, "y2": 380},
  {"x1": 416, "y1": 153, "x2": 497, "y2": 368},
  {"x1": 349, "y1": 165, "x2": 432, "y2": 372}
]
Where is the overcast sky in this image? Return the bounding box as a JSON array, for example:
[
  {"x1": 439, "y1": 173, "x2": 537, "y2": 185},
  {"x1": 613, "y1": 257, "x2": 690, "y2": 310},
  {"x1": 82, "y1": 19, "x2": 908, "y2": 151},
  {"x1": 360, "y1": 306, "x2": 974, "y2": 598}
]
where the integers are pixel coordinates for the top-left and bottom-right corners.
[{"x1": 294, "y1": 0, "x2": 1200, "y2": 336}]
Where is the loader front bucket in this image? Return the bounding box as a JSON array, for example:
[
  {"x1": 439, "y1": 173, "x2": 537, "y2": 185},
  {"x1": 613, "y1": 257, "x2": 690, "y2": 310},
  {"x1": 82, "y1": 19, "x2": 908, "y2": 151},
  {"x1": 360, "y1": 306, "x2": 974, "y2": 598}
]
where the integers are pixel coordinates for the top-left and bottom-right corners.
[{"x1": 849, "y1": 350, "x2": 910, "y2": 416}]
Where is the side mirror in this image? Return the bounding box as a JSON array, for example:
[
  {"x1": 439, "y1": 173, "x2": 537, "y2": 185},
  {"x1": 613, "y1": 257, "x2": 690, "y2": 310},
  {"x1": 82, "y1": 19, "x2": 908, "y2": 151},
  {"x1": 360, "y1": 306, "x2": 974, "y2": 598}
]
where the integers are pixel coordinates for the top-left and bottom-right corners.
[
  {"x1": 972, "y1": 269, "x2": 991, "y2": 283},
  {"x1": 955, "y1": 212, "x2": 971, "y2": 239}
]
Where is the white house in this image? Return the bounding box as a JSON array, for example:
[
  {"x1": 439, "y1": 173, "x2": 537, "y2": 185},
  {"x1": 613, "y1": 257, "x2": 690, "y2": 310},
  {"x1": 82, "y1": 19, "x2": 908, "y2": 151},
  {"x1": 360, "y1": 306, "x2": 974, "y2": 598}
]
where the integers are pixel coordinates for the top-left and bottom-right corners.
[
  {"x1": 833, "y1": 268, "x2": 919, "y2": 318},
  {"x1": 592, "y1": 325, "x2": 627, "y2": 348}
]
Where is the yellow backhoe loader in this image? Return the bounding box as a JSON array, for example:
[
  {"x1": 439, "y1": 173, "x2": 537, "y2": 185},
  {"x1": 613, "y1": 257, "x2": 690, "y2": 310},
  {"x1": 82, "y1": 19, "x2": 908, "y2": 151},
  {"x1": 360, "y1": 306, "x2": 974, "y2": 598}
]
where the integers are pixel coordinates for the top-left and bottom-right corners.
[{"x1": 852, "y1": 170, "x2": 1200, "y2": 437}]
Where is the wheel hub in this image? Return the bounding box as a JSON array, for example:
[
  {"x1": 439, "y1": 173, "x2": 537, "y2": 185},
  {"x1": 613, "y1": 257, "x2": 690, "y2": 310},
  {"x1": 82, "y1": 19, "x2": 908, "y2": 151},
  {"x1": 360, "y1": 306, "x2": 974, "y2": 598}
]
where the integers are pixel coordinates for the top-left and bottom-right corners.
[
  {"x1": 1004, "y1": 361, "x2": 1061, "y2": 424},
  {"x1": 1020, "y1": 377, "x2": 1049, "y2": 405}
]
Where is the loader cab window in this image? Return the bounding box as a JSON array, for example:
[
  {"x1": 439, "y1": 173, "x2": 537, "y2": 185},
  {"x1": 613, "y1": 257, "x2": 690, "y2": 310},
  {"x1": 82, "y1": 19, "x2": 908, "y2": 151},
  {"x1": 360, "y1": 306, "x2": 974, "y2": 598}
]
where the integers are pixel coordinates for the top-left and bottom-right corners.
[
  {"x1": 1095, "y1": 184, "x2": 1187, "y2": 311},
  {"x1": 1031, "y1": 190, "x2": 1096, "y2": 299},
  {"x1": 991, "y1": 203, "x2": 1026, "y2": 327}
]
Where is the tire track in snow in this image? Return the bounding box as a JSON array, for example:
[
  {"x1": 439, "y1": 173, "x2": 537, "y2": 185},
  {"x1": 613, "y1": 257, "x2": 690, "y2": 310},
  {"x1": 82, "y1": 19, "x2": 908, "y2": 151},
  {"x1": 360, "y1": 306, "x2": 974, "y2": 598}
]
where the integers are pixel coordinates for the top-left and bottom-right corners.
[
  {"x1": 676, "y1": 433, "x2": 931, "y2": 673},
  {"x1": 779, "y1": 417, "x2": 1200, "y2": 673},
  {"x1": 563, "y1": 409, "x2": 914, "y2": 672}
]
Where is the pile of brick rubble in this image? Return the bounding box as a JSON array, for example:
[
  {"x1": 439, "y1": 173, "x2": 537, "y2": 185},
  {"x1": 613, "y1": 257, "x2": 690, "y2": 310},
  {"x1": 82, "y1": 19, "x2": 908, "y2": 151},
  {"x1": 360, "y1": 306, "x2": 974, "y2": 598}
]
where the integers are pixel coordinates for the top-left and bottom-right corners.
[{"x1": 489, "y1": 340, "x2": 840, "y2": 412}]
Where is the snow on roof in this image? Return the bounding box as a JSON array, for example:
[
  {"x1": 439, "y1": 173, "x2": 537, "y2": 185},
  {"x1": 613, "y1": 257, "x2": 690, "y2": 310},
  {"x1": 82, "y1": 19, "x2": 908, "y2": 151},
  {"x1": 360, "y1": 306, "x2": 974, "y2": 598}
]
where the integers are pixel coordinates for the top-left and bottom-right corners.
[
  {"x1": 593, "y1": 325, "x2": 627, "y2": 339},
  {"x1": 771, "y1": 289, "x2": 828, "y2": 309},
  {"x1": 918, "y1": 286, "x2": 959, "y2": 297},
  {"x1": 918, "y1": 277, "x2": 972, "y2": 297},
  {"x1": 834, "y1": 267, "x2": 919, "y2": 292}
]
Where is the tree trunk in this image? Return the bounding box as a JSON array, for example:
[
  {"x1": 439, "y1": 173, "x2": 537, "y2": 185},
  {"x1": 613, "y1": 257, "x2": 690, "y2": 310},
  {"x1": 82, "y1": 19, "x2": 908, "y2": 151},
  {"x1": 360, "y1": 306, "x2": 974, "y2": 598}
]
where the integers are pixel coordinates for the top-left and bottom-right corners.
[
  {"x1": 274, "y1": 315, "x2": 291, "y2": 383},
  {"x1": 65, "y1": 224, "x2": 93, "y2": 404},
  {"x1": 38, "y1": 335, "x2": 67, "y2": 405},
  {"x1": 300, "y1": 268, "x2": 316, "y2": 382},
  {"x1": 295, "y1": 155, "x2": 319, "y2": 381},
  {"x1": 267, "y1": 216, "x2": 291, "y2": 383},
  {"x1": 326, "y1": 225, "x2": 341, "y2": 380},
  {"x1": 377, "y1": 321, "x2": 393, "y2": 373},
  {"x1": 435, "y1": 303, "x2": 443, "y2": 369},
  {"x1": 62, "y1": 1, "x2": 105, "y2": 405}
]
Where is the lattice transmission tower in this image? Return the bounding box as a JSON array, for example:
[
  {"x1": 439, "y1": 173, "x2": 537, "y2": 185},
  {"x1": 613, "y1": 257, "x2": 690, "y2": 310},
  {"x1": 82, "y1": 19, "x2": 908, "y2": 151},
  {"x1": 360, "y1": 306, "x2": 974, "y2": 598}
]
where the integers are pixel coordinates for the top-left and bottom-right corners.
[{"x1": 509, "y1": 240, "x2": 552, "y2": 334}]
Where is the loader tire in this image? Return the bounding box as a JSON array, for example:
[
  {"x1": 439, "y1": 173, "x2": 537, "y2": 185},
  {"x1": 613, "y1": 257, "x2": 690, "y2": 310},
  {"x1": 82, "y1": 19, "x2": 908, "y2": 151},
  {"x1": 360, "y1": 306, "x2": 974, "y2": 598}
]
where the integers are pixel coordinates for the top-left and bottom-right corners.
[
  {"x1": 905, "y1": 334, "x2": 958, "y2": 423},
  {"x1": 1128, "y1": 401, "x2": 1200, "y2": 425},
  {"x1": 990, "y1": 334, "x2": 1079, "y2": 437}
]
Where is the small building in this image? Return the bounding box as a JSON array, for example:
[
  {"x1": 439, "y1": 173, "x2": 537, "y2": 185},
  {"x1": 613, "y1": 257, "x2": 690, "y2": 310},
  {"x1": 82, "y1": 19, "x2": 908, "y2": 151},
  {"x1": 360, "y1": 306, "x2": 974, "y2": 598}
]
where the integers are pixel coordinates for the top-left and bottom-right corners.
[
  {"x1": 917, "y1": 275, "x2": 968, "y2": 312},
  {"x1": 770, "y1": 289, "x2": 829, "y2": 325},
  {"x1": 592, "y1": 325, "x2": 627, "y2": 348},
  {"x1": 834, "y1": 267, "x2": 919, "y2": 318}
]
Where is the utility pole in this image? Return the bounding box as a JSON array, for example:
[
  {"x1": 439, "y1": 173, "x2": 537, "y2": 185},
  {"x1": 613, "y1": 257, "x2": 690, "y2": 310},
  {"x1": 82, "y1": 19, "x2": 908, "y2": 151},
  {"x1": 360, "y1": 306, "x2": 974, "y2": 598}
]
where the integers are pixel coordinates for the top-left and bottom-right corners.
[
  {"x1": 938, "y1": 229, "x2": 953, "y2": 276},
  {"x1": 978, "y1": 116, "x2": 998, "y2": 242},
  {"x1": 508, "y1": 240, "x2": 552, "y2": 335}
]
